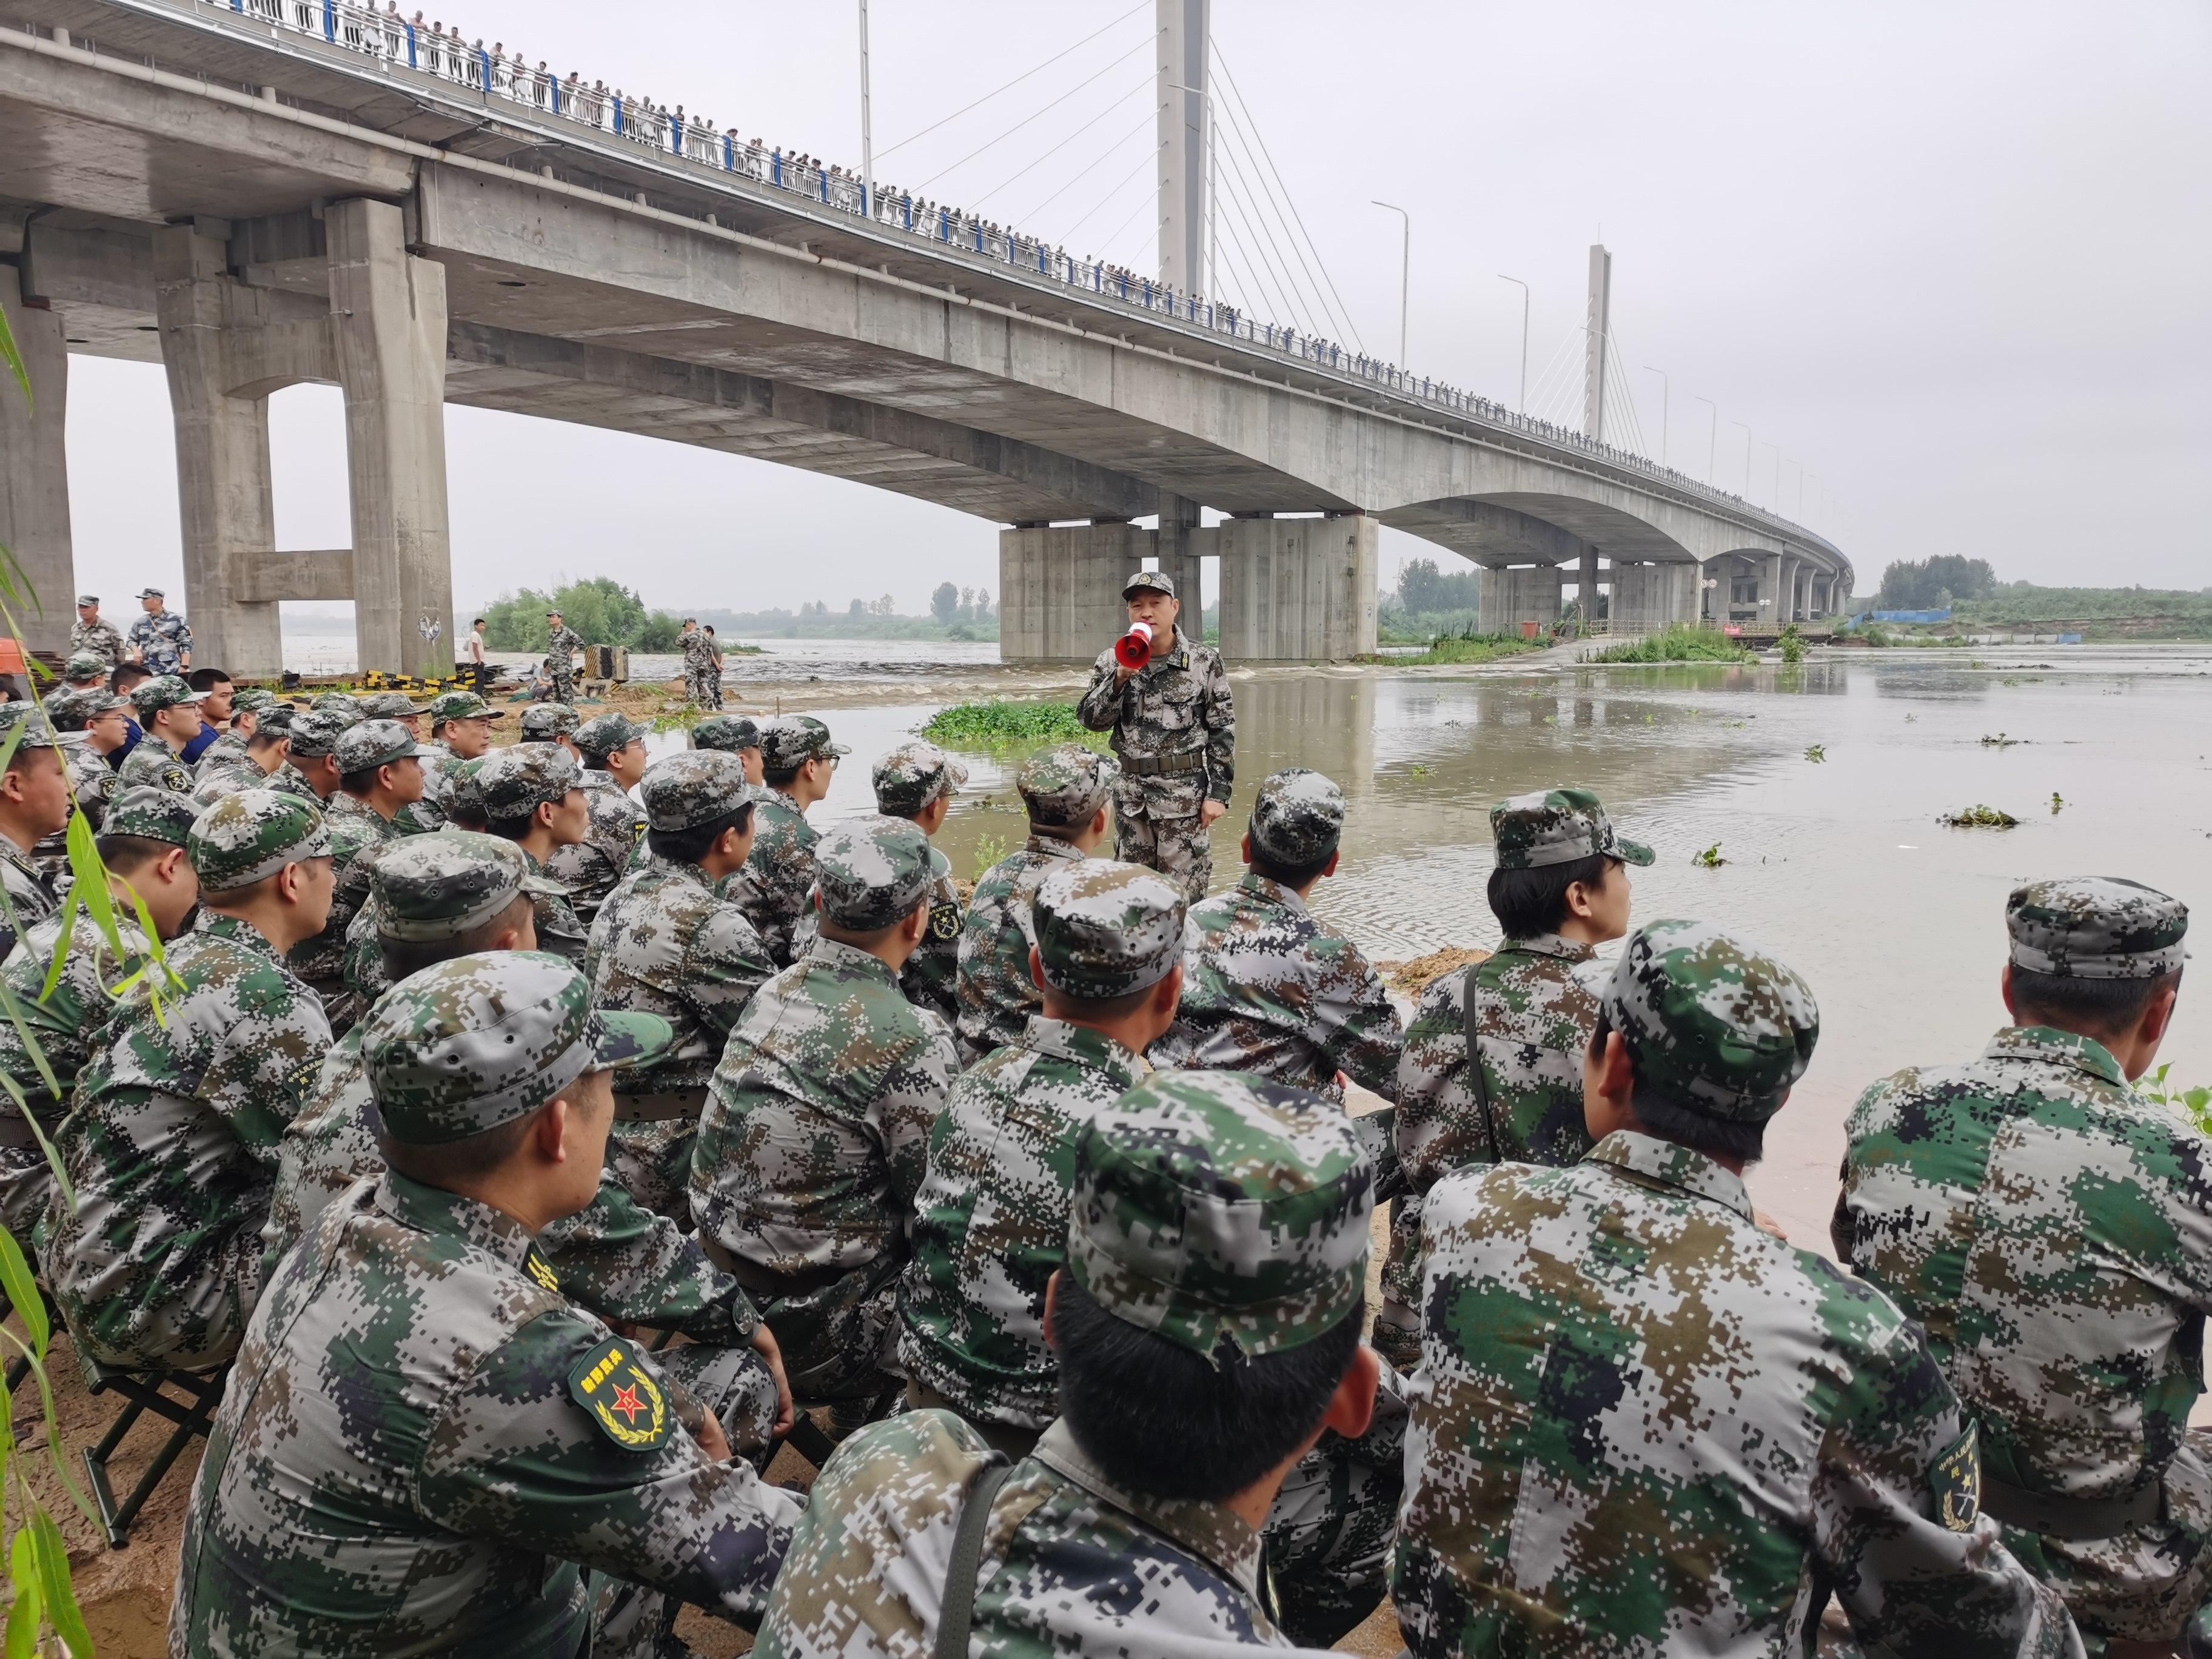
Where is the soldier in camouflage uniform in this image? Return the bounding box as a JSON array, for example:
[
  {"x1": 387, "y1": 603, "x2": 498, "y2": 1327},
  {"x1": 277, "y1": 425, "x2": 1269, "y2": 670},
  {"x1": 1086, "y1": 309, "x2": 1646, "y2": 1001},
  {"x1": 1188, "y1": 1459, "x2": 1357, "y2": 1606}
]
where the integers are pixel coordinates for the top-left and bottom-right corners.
[
  {"x1": 544, "y1": 609, "x2": 586, "y2": 706},
  {"x1": 550, "y1": 711, "x2": 649, "y2": 923},
  {"x1": 284, "y1": 719, "x2": 423, "y2": 1034},
  {"x1": 70, "y1": 594, "x2": 127, "y2": 667},
  {"x1": 680, "y1": 617, "x2": 720, "y2": 706},
  {"x1": 757, "y1": 1069, "x2": 1384, "y2": 1658},
  {"x1": 0, "y1": 788, "x2": 200, "y2": 1256},
  {"x1": 192, "y1": 705, "x2": 293, "y2": 807},
  {"x1": 127, "y1": 585, "x2": 193, "y2": 674},
  {"x1": 115, "y1": 674, "x2": 206, "y2": 794},
  {"x1": 404, "y1": 689, "x2": 507, "y2": 835},
  {"x1": 1394, "y1": 919, "x2": 2080, "y2": 1658},
  {"x1": 1376, "y1": 785, "x2": 1646, "y2": 1370},
  {"x1": 865, "y1": 739, "x2": 966, "y2": 1025},
  {"x1": 476, "y1": 743, "x2": 591, "y2": 964},
  {"x1": 954, "y1": 742, "x2": 1114, "y2": 1062},
  {"x1": 0, "y1": 703, "x2": 67, "y2": 960},
  {"x1": 173, "y1": 951, "x2": 802, "y2": 1658},
  {"x1": 693, "y1": 713, "x2": 765, "y2": 784},
  {"x1": 518, "y1": 700, "x2": 580, "y2": 751},
  {"x1": 1155, "y1": 767, "x2": 1402, "y2": 1101},
  {"x1": 37, "y1": 688, "x2": 129, "y2": 880},
  {"x1": 728, "y1": 715, "x2": 846, "y2": 968},
  {"x1": 1837, "y1": 879, "x2": 2209, "y2": 1648},
  {"x1": 44, "y1": 789, "x2": 335, "y2": 1370},
  {"x1": 692, "y1": 814, "x2": 958, "y2": 1403},
  {"x1": 1075, "y1": 569, "x2": 1234, "y2": 902},
  {"x1": 269, "y1": 706, "x2": 350, "y2": 805},
  {"x1": 191, "y1": 687, "x2": 278, "y2": 779},
  {"x1": 585, "y1": 750, "x2": 774, "y2": 1219}
]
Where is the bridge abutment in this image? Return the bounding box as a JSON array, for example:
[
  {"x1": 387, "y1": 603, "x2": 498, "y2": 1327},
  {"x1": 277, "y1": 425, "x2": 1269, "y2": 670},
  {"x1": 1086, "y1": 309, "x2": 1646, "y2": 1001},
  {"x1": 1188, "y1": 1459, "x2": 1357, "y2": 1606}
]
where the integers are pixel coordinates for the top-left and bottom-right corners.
[
  {"x1": 0, "y1": 264, "x2": 75, "y2": 652},
  {"x1": 1215, "y1": 513, "x2": 1378, "y2": 661}
]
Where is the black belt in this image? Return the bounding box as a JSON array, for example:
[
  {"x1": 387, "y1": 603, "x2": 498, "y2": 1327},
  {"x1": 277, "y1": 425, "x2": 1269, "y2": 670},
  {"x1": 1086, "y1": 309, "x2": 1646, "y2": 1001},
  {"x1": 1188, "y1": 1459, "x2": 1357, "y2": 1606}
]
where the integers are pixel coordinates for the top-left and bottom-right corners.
[
  {"x1": 1117, "y1": 750, "x2": 1204, "y2": 777},
  {"x1": 612, "y1": 1088, "x2": 707, "y2": 1123},
  {"x1": 695, "y1": 1232, "x2": 850, "y2": 1299},
  {"x1": 1980, "y1": 1472, "x2": 2162, "y2": 1540}
]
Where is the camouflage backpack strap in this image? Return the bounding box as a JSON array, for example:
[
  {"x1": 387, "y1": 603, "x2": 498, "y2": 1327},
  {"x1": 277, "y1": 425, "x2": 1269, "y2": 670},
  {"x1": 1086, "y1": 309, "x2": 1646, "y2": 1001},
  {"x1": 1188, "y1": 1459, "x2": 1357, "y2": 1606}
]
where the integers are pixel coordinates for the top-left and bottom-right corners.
[
  {"x1": 1461, "y1": 960, "x2": 1502, "y2": 1164},
  {"x1": 934, "y1": 1455, "x2": 1013, "y2": 1659}
]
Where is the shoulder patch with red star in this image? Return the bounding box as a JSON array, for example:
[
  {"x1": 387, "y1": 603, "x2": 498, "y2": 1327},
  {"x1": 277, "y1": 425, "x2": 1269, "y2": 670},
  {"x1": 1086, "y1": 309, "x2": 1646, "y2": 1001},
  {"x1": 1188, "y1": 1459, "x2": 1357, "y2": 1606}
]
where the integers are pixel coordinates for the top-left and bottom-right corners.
[{"x1": 565, "y1": 1337, "x2": 672, "y2": 1453}]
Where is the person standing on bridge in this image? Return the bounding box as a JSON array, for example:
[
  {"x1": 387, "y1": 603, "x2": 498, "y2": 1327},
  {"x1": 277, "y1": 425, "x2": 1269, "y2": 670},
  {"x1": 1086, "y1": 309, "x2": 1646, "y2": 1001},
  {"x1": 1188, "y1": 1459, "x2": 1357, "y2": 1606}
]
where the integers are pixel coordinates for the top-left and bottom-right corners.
[
  {"x1": 544, "y1": 609, "x2": 585, "y2": 706},
  {"x1": 1076, "y1": 570, "x2": 1234, "y2": 903}
]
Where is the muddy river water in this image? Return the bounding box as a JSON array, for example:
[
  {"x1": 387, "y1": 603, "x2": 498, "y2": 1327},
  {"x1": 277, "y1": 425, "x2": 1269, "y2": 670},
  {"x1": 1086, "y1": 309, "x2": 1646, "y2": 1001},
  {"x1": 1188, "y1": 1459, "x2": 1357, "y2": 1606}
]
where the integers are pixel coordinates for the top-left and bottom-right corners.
[{"x1": 652, "y1": 641, "x2": 2212, "y2": 1251}]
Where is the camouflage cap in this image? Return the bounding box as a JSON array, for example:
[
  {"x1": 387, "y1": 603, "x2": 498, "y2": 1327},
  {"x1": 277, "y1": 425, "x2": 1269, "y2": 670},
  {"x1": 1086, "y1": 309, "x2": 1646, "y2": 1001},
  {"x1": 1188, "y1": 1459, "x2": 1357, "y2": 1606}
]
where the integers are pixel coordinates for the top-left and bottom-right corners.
[
  {"x1": 2006, "y1": 877, "x2": 2188, "y2": 980},
  {"x1": 230, "y1": 689, "x2": 281, "y2": 717},
  {"x1": 574, "y1": 711, "x2": 645, "y2": 761},
  {"x1": 333, "y1": 719, "x2": 420, "y2": 775},
  {"x1": 309, "y1": 692, "x2": 363, "y2": 720},
  {"x1": 872, "y1": 739, "x2": 967, "y2": 817},
  {"x1": 1601, "y1": 919, "x2": 1819, "y2": 1123},
  {"x1": 0, "y1": 703, "x2": 61, "y2": 751},
  {"x1": 63, "y1": 652, "x2": 109, "y2": 682},
  {"x1": 639, "y1": 750, "x2": 752, "y2": 833},
  {"x1": 101, "y1": 785, "x2": 199, "y2": 846},
  {"x1": 813, "y1": 814, "x2": 941, "y2": 930},
  {"x1": 1250, "y1": 768, "x2": 1345, "y2": 866},
  {"x1": 1069, "y1": 1071, "x2": 1373, "y2": 1364},
  {"x1": 189, "y1": 789, "x2": 332, "y2": 893},
  {"x1": 760, "y1": 716, "x2": 848, "y2": 772},
  {"x1": 74, "y1": 594, "x2": 98, "y2": 608},
  {"x1": 427, "y1": 690, "x2": 504, "y2": 726},
  {"x1": 358, "y1": 691, "x2": 431, "y2": 720},
  {"x1": 1492, "y1": 786, "x2": 1654, "y2": 871},
  {"x1": 443, "y1": 756, "x2": 489, "y2": 824},
  {"x1": 1017, "y1": 742, "x2": 1113, "y2": 827},
  {"x1": 1121, "y1": 569, "x2": 1176, "y2": 600},
  {"x1": 519, "y1": 703, "x2": 580, "y2": 742},
  {"x1": 284, "y1": 709, "x2": 352, "y2": 759},
  {"x1": 253, "y1": 705, "x2": 298, "y2": 737},
  {"x1": 368, "y1": 831, "x2": 565, "y2": 942},
  {"x1": 128, "y1": 675, "x2": 206, "y2": 719},
  {"x1": 476, "y1": 743, "x2": 581, "y2": 822},
  {"x1": 691, "y1": 715, "x2": 760, "y2": 754},
  {"x1": 1034, "y1": 860, "x2": 1185, "y2": 999},
  {"x1": 363, "y1": 951, "x2": 673, "y2": 1145}
]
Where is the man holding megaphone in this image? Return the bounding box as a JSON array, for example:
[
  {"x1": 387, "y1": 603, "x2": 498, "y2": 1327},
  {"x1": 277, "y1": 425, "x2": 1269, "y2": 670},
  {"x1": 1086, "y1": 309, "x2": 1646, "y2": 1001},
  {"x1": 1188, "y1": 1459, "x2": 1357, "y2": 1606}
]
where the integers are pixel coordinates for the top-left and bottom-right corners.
[{"x1": 1076, "y1": 570, "x2": 1236, "y2": 903}]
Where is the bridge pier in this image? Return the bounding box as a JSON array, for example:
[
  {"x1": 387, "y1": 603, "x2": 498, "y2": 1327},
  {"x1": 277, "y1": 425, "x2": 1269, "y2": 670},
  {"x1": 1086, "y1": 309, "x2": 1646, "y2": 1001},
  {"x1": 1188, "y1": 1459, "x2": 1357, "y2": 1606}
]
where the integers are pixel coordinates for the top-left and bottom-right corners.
[
  {"x1": 1215, "y1": 513, "x2": 1377, "y2": 661},
  {"x1": 0, "y1": 264, "x2": 75, "y2": 652},
  {"x1": 997, "y1": 521, "x2": 1151, "y2": 662},
  {"x1": 1610, "y1": 562, "x2": 1700, "y2": 629},
  {"x1": 1480, "y1": 565, "x2": 1563, "y2": 634}
]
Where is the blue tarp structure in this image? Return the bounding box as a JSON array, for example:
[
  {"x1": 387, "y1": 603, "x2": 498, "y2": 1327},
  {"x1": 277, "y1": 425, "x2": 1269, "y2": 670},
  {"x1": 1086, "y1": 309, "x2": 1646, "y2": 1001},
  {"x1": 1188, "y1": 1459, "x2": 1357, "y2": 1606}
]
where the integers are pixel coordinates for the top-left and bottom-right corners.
[{"x1": 1850, "y1": 608, "x2": 1954, "y2": 625}]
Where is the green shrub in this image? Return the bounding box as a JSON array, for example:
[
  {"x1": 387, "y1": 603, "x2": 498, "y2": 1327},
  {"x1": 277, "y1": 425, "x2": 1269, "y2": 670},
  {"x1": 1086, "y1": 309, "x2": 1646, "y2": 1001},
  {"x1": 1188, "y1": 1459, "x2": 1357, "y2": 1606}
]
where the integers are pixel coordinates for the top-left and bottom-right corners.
[
  {"x1": 1589, "y1": 626, "x2": 1754, "y2": 665},
  {"x1": 919, "y1": 701, "x2": 1105, "y2": 751}
]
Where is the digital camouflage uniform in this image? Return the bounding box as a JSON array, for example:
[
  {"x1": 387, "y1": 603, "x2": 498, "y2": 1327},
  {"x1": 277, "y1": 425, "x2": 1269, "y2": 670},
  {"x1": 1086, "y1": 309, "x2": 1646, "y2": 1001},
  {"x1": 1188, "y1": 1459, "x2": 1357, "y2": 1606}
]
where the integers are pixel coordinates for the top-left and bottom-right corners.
[
  {"x1": 682, "y1": 623, "x2": 720, "y2": 706},
  {"x1": 518, "y1": 702, "x2": 579, "y2": 745},
  {"x1": 586, "y1": 749, "x2": 775, "y2": 1218},
  {"x1": 44, "y1": 791, "x2": 334, "y2": 1370},
  {"x1": 953, "y1": 743, "x2": 1112, "y2": 1063},
  {"x1": 0, "y1": 705, "x2": 64, "y2": 961},
  {"x1": 727, "y1": 716, "x2": 845, "y2": 968},
  {"x1": 128, "y1": 598, "x2": 193, "y2": 674},
  {"x1": 692, "y1": 714, "x2": 760, "y2": 759},
  {"x1": 545, "y1": 617, "x2": 585, "y2": 705},
  {"x1": 173, "y1": 953, "x2": 801, "y2": 1659},
  {"x1": 42, "y1": 731, "x2": 121, "y2": 882},
  {"x1": 1394, "y1": 920, "x2": 2079, "y2": 1659},
  {"x1": 1075, "y1": 571, "x2": 1233, "y2": 903},
  {"x1": 190, "y1": 688, "x2": 278, "y2": 781},
  {"x1": 692, "y1": 815, "x2": 957, "y2": 1399},
  {"x1": 757, "y1": 1070, "x2": 1381, "y2": 1658},
  {"x1": 0, "y1": 788, "x2": 195, "y2": 1257},
  {"x1": 114, "y1": 674, "x2": 205, "y2": 795},
  {"x1": 1837, "y1": 877, "x2": 2211, "y2": 1642},
  {"x1": 70, "y1": 606, "x2": 127, "y2": 666},
  {"x1": 285, "y1": 720, "x2": 417, "y2": 1035},
  {"x1": 1155, "y1": 769, "x2": 1401, "y2": 1102},
  {"x1": 870, "y1": 739, "x2": 967, "y2": 1025},
  {"x1": 1379, "y1": 787, "x2": 1647, "y2": 1369},
  {"x1": 549, "y1": 712, "x2": 649, "y2": 923},
  {"x1": 406, "y1": 690, "x2": 506, "y2": 836},
  {"x1": 474, "y1": 743, "x2": 589, "y2": 964}
]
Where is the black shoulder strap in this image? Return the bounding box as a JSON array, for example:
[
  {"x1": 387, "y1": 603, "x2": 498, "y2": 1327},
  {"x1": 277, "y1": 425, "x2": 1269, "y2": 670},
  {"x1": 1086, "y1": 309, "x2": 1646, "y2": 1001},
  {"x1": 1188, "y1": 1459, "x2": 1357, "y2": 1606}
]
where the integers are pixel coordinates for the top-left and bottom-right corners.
[
  {"x1": 934, "y1": 1459, "x2": 1013, "y2": 1659},
  {"x1": 1462, "y1": 960, "x2": 1502, "y2": 1165}
]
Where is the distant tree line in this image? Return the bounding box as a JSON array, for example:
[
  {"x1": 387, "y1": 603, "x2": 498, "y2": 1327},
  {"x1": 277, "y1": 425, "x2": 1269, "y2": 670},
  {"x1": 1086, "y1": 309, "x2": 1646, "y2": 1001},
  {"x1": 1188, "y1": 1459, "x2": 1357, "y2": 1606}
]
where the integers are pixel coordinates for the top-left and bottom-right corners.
[
  {"x1": 480, "y1": 578, "x2": 684, "y2": 652},
  {"x1": 1874, "y1": 556, "x2": 1996, "y2": 610}
]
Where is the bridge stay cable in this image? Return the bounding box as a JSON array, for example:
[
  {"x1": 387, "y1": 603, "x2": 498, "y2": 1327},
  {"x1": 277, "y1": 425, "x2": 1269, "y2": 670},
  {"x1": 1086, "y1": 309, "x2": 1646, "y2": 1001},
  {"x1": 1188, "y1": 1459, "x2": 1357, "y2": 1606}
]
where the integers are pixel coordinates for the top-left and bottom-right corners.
[
  {"x1": 1207, "y1": 74, "x2": 1347, "y2": 347},
  {"x1": 876, "y1": 0, "x2": 1148, "y2": 161},
  {"x1": 1011, "y1": 104, "x2": 1162, "y2": 227},
  {"x1": 1054, "y1": 151, "x2": 1160, "y2": 247},
  {"x1": 965, "y1": 73, "x2": 1156, "y2": 215},
  {"x1": 912, "y1": 35, "x2": 1152, "y2": 193},
  {"x1": 1208, "y1": 106, "x2": 1332, "y2": 341},
  {"x1": 1209, "y1": 142, "x2": 1327, "y2": 339}
]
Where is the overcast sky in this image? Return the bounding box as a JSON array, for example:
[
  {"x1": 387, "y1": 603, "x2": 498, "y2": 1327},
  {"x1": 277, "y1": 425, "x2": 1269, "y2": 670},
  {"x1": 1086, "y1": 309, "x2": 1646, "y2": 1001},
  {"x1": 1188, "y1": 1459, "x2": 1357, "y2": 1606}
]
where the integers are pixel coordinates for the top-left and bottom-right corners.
[{"x1": 62, "y1": 0, "x2": 2212, "y2": 616}]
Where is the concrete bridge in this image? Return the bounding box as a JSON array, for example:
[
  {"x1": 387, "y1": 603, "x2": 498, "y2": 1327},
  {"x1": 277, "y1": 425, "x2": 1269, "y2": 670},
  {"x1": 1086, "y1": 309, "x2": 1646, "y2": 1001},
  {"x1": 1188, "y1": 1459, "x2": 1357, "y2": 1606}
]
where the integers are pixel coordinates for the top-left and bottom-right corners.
[{"x1": 0, "y1": 0, "x2": 1851, "y2": 675}]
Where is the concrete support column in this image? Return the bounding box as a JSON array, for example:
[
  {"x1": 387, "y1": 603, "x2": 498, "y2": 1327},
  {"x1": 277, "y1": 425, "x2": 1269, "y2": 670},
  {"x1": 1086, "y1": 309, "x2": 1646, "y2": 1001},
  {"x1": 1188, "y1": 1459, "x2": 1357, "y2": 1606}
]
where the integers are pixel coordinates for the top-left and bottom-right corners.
[
  {"x1": 1610, "y1": 563, "x2": 1700, "y2": 631},
  {"x1": 1156, "y1": 495, "x2": 1205, "y2": 620},
  {"x1": 153, "y1": 223, "x2": 284, "y2": 678},
  {"x1": 1216, "y1": 513, "x2": 1377, "y2": 661},
  {"x1": 327, "y1": 198, "x2": 454, "y2": 679},
  {"x1": 0, "y1": 266, "x2": 75, "y2": 652},
  {"x1": 998, "y1": 521, "x2": 1152, "y2": 662},
  {"x1": 1479, "y1": 565, "x2": 1564, "y2": 634},
  {"x1": 1577, "y1": 544, "x2": 1600, "y2": 626},
  {"x1": 1763, "y1": 552, "x2": 1788, "y2": 629}
]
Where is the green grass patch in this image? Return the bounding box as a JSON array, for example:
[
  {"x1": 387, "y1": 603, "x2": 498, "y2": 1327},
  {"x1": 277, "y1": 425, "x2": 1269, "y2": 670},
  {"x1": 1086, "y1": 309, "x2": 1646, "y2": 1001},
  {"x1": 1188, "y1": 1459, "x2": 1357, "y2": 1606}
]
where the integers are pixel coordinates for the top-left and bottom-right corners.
[
  {"x1": 1587, "y1": 626, "x2": 1755, "y2": 665},
  {"x1": 1382, "y1": 631, "x2": 1545, "y2": 668},
  {"x1": 919, "y1": 700, "x2": 1105, "y2": 751}
]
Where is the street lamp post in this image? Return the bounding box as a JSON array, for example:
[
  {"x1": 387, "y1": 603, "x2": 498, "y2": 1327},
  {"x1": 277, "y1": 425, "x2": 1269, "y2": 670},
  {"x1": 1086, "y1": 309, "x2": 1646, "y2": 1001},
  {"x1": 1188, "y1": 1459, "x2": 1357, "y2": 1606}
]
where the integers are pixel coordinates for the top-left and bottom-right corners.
[
  {"x1": 1642, "y1": 366, "x2": 1669, "y2": 467},
  {"x1": 857, "y1": 0, "x2": 873, "y2": 221},
  {"x1": 1498, "y1": 275, "x2": 1529, "y2": 412},
  {"x1": 1695, "y1": 395, "x2": 1717, "y2": 484},
  {"x1": 1372, "y1": 201, "x2": 1409, "y2": 366},
  {"x1": 1731, "y1": 420, "x2": 1753, "y2": 494}
]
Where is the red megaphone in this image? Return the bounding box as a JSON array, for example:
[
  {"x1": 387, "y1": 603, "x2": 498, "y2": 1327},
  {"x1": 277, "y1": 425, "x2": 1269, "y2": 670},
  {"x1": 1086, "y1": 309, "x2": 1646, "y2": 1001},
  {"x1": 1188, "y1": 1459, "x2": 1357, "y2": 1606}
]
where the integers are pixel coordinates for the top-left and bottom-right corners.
[{"x1": 1114, "y1": 620, "x2": 1155, "y2": 669}]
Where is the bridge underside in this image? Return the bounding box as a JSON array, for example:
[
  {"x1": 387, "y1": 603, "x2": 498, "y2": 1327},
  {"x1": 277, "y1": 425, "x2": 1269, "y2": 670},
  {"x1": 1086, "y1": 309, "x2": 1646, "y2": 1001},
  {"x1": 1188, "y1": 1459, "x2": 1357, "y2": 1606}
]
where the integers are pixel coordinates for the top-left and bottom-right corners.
[{"x1": 0, "y1": 5, "x2": 1848, "y2": 667}]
